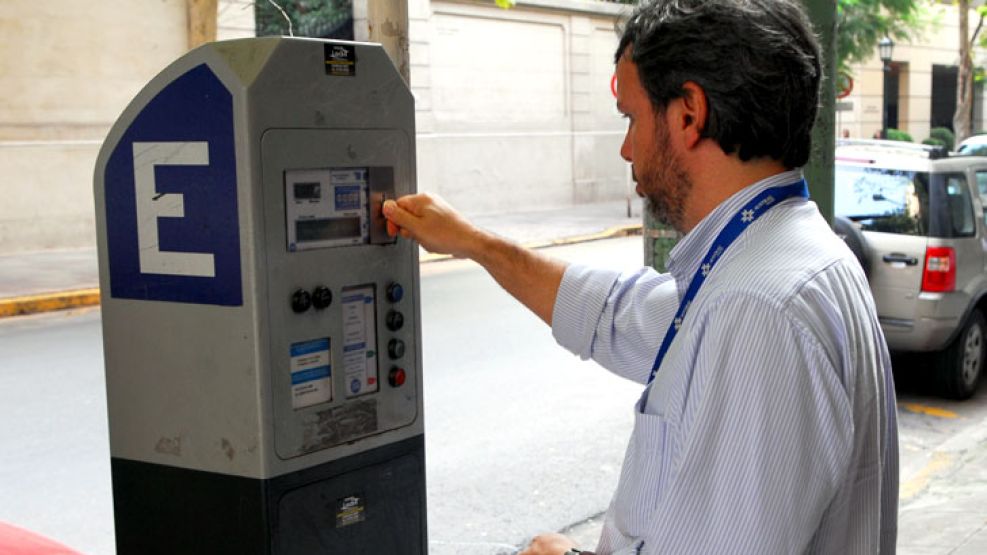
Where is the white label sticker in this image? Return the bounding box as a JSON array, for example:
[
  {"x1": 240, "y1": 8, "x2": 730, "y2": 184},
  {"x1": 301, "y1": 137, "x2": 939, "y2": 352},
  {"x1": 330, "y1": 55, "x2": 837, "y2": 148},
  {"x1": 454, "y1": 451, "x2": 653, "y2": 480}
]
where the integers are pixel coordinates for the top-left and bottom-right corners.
[
  {"x1": 341, "y1": 286, "x2": 379, "y2": 398},
  {"x1": 290, "y1": 338, "x2": 332, "y2": 409}
]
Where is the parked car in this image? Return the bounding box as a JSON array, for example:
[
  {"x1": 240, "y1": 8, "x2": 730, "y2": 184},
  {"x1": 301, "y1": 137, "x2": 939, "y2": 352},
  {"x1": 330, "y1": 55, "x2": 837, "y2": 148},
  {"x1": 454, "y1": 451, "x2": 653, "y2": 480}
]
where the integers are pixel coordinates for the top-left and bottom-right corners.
[
  {"x1": 834, "y1": 139, "x2": 987, "y2": 399},
  {"x1": 0, "y1": 521, "x2": 81, "y2": 555},
  {"x1": 956, "y1": 133, "x2": 987, "y2": 156}
]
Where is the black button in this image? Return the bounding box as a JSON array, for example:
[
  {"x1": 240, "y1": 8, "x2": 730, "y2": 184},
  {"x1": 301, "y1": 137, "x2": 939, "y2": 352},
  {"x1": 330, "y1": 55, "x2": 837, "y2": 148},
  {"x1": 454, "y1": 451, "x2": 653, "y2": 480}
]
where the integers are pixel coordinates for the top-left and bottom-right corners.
[
  {"x1": 386, "y1": 282, "x2": 404, "y2": 303},
  {"x1": 388, "y1": 339, "x2": 406, "y2": 360},
  {"x1": 291, "y1": 289, "x2": 312, "y2": 313},
  {"x1": 386, "y1": 310, "x2": 404, "y2": 331},
  {"x1": 312, "y1": 286, "x2": 332, "y2": 310}
]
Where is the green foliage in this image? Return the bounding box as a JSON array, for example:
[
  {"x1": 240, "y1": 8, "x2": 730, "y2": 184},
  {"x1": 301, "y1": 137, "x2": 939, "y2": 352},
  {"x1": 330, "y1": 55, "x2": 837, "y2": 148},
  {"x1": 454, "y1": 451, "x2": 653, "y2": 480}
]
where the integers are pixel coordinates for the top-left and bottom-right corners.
[
  {"x1": 837, "y1": 0, "x2": 932, "y2": 76},
  {"x1": 886, "y1": 128, "x2": 914, "y2": 142},
  {"x1": 929, "y1": 127, "x2": 956, "y2": 150},
  {"x1": 255, "y1": 0, "x2": 352, "y2": 38},
  {"x1": 922, "y1": 137, "x2": 946, "y2": 147}
]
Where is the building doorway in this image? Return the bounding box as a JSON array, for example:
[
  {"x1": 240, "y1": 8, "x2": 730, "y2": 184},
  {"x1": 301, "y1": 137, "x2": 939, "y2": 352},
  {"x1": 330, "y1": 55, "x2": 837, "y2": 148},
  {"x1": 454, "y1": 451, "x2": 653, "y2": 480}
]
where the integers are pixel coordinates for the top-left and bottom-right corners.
[
  {"x1": 884, "y1": 62, "x2": 901, "y2": 131},
  {"x1": 931, "y1": 64, "x2": 984, "y2": 133}
]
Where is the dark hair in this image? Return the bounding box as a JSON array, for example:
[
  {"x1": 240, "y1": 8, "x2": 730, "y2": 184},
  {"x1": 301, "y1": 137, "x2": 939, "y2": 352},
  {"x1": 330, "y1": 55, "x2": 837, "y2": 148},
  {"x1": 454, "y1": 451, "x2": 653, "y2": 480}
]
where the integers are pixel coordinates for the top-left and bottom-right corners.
[{"x1": 615, "y1": 0, "x2": 821, "y2": 168}]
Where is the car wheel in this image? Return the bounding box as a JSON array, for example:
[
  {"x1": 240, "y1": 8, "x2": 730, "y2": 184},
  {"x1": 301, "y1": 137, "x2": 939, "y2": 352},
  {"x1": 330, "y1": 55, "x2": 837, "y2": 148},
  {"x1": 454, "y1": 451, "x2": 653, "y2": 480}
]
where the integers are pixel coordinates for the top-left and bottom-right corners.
[
  {"x1": 832, "y1": 216, "x2": 871, "y2": 277},
  {"x1": 936, "y1": 310, "x2": 986, "y2": 400}
]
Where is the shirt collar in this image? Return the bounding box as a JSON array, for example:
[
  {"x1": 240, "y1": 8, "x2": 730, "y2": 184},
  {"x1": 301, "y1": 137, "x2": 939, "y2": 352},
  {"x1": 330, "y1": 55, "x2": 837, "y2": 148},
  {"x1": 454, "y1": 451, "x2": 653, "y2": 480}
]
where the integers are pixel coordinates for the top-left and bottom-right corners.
[{"x1": 666, "y1": 169, "x2": 805, "y2": 297}]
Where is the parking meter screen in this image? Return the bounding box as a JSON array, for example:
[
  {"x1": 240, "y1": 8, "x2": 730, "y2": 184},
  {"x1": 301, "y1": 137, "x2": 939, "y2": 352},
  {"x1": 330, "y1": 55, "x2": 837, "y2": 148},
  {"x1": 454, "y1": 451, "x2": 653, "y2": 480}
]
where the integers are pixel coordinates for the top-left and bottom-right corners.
[
  {"x1": 294, "y1": 182, "x2": 321, "y2": 200},
  {"x1": 296, "y1": 217, "x2": 361, "y2": 242},
  {"x1": 285, "y1": 167, "x2": 371, "y2": 250}
]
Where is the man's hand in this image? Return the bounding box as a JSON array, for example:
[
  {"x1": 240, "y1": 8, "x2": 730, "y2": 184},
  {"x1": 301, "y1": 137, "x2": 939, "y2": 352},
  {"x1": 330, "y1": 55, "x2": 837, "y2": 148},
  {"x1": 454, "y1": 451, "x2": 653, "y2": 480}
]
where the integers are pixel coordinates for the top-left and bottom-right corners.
[
  {"x1": 519, "y1": 533, "x2": 589, "y2": 555},
  {"x1": 382, "y1": 193, "x2": 484, "y2": 258},
  {"x1": 383, "y1": 192, "x2": 567, "y2": 326}
]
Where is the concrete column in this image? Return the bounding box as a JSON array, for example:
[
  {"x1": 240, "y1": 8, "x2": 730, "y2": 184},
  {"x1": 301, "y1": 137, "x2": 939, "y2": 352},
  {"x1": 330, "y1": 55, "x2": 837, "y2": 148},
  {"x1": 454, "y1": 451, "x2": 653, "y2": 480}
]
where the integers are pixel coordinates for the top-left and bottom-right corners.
[
  {"x1": 187, "y1": 0, "x2": 219, "y2": 49},
  {"x1": 354, "y1": 0, "x2": 410, "y2": 85}
]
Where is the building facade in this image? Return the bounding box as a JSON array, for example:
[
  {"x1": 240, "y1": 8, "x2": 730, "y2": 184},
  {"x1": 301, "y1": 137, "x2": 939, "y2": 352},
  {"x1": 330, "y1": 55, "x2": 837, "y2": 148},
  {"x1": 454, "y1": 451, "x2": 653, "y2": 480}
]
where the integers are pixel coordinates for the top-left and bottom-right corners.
[
  {"x1": 838, "y1": 1, "x2": 987, "y2": 143},
  {"x1": 0, "y1": 0, "x2": 628, "y2": 254},
  {"x1": 0, "y1": 0, "x2": 254, "y2": 254},
  {"x1": 8, "y1": 1, "x2": 986, "y2": 254}
]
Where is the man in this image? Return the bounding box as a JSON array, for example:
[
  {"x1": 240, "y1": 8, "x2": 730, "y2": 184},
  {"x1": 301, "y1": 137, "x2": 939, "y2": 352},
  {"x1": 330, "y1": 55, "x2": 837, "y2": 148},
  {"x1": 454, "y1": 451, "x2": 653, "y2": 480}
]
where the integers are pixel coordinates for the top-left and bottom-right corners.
[{"x1": 383, "y1": 0, "x2": 899, "y2": 553}]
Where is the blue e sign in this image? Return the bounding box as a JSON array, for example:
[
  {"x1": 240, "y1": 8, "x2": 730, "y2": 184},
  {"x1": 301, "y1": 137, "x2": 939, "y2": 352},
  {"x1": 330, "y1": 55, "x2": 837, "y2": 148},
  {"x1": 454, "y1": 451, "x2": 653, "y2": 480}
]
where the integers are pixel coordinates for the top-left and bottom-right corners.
[{"x1": 104, "y1": 64, "x2": 242, "y2": 306}]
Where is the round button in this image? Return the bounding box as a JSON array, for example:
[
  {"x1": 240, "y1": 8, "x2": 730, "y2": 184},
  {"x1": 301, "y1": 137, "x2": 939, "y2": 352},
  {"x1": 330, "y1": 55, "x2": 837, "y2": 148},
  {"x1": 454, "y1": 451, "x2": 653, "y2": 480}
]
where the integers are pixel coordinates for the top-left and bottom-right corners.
[
  {"x1": 291, "y1": 289, "x2": 312, "y2": 313},
  {"x1": 388, "y1": 367, "x2": 407, "y2": 387},
  {"x1": 388, "y1": 339, "x2": 406, "y2": 360},
  {"x1": 312, "y1": 286, "x2": 332, "y2": 310},
  {"x1": 386, "y1": 282, "x2": 404, "y2": 303},
  {"x1": 386, "y1": 310, "x2": 404, "y2": 331}
]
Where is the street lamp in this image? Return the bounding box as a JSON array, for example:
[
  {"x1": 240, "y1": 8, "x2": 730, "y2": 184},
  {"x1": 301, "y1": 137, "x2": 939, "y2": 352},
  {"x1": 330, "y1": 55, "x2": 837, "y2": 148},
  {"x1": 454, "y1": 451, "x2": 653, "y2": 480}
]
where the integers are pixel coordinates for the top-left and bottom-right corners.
[{"x1": 879, "y1": 36, "x2": 895, "y2": 139}]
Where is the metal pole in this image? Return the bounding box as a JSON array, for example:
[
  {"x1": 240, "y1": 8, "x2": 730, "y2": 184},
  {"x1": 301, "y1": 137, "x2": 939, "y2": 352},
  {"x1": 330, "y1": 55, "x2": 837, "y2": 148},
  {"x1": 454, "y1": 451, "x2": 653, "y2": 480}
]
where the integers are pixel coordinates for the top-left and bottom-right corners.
[
  {"x1": 881, "y1": 60, "x2": 891, "y2": 137},
  {"x1": 801, "y1": 0, "x2": 836, "y2": 225}
]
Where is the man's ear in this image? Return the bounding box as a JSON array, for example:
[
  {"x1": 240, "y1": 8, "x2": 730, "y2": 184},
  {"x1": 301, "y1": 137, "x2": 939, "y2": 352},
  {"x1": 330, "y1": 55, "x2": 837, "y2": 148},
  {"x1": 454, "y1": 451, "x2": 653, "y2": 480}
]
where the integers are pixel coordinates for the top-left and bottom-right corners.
[{"x1": 675, "y1": 81, "x2": 708, "y2": 149}]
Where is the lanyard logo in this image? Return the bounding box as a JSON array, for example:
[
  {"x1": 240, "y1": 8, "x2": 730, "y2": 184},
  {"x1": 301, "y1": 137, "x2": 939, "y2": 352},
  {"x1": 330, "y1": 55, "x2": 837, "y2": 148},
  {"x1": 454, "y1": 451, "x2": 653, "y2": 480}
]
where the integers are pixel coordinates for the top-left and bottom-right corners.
[{"x1": 646, "y1": 180, "x2": 809, "y2": 385}]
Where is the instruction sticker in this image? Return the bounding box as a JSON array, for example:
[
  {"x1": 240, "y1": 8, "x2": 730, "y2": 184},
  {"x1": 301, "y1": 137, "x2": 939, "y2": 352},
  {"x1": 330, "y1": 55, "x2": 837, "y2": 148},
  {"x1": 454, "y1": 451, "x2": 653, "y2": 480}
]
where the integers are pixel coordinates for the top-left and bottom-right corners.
[
  {"x1": 325, "y1": 43, "x2": 356, "y2": 77},
  {"x1": 341, "y1": 285, "x2": 379, "y2": 398},
  {"x1": 290, "y1": 338, "x2": 332, "y2": 409},
  {"x1": 336, "y1": 494, "x2": 366, "y2": 528}
]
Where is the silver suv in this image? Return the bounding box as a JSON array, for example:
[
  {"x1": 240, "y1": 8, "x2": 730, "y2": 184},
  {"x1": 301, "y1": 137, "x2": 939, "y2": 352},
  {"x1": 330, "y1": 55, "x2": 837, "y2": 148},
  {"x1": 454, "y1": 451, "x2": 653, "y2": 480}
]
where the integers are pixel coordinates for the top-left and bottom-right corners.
[{"x1": 834, "y1": 140, "x2": 987, "y2": 399}]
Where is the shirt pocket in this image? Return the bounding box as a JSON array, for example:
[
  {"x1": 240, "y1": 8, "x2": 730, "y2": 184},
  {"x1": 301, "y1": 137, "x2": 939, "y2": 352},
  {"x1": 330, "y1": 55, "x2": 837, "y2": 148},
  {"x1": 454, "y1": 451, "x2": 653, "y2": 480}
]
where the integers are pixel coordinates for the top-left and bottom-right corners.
[{"x1": 611, "y1": 408, "x2": 672, "y2": 539}]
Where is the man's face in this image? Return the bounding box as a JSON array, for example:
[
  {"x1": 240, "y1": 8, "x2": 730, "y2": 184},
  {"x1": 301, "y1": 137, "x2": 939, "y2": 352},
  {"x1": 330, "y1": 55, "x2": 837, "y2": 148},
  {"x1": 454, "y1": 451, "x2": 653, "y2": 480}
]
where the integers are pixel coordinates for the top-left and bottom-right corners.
[{"x1": 616, "y1": 54, "x2": 692, "y2": 232}]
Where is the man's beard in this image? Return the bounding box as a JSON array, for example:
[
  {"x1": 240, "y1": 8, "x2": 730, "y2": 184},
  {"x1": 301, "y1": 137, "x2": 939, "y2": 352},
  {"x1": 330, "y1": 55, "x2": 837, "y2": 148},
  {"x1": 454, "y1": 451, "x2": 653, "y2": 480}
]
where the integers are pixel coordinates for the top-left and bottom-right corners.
[{"x1": 639, "y1": 125, "x2": 693, "y2": 233}]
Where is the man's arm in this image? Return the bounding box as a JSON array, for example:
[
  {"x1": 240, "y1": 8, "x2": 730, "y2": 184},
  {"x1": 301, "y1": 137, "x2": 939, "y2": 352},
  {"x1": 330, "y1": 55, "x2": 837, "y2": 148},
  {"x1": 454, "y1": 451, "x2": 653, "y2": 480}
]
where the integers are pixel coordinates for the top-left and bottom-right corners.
[{"x1": 383, "y1": 194, "x2": 567, "y2": 325}]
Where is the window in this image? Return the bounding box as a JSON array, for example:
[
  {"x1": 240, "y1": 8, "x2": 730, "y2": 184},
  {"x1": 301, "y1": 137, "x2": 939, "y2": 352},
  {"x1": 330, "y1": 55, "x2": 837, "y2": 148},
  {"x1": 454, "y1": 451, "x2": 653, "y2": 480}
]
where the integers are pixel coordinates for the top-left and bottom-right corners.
[
  {"x1": 946, "y1": 175, "x2": 975, "y2": 236},
  {"x1": 975, "y1": 171, "x2": 987, "y2": 227},
  {"x1": 835, "y1": 166, "x2": 929, "y2": 236}
]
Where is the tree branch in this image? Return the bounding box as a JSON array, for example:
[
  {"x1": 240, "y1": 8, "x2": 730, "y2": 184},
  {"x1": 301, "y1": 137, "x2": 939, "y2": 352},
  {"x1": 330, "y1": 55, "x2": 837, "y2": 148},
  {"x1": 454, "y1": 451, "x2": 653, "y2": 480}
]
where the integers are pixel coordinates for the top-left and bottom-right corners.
[{"x1": 970, "y1": 13, "x2": 985, "y2": 50}]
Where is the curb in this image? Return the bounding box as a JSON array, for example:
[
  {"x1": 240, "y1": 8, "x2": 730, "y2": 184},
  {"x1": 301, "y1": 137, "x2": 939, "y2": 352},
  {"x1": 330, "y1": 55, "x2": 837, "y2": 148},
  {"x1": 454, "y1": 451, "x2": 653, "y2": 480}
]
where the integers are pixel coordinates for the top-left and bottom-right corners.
[
  {"x1": 0, "y1": 224, "x2": 643, "y2": 319},
  {"x1": 0, "y1": 288, "x2": 101, "y2": 318},
  {"x1": 420, "y1": 222, "x2": 643, "y2": 263}
]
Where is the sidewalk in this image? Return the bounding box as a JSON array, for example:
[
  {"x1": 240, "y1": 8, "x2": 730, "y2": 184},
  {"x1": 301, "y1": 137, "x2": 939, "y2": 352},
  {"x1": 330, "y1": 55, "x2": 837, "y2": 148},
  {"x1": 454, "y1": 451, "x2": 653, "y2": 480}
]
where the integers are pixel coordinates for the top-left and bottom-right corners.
[
  {"x1": 0, "y1": 198, "x2": 643, "y2": 318},
  {"x1": 556, "y1": 415, "x2": 987, "y2": 555}
]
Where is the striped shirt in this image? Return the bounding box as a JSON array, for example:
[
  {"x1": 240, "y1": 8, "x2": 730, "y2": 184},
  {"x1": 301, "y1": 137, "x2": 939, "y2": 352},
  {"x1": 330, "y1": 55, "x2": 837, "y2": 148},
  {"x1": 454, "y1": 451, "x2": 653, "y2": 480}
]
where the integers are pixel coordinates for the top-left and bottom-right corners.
[{"x1": 552, "y1": 170, "x2": 899, "y2": 554}]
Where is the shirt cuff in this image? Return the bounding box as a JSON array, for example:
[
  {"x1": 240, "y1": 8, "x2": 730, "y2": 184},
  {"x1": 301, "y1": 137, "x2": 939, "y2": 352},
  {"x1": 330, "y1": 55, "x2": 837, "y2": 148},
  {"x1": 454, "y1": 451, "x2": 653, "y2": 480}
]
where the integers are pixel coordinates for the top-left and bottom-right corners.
[{"x1": 552, "y1": 263, "x2": 621, "y2": 360}]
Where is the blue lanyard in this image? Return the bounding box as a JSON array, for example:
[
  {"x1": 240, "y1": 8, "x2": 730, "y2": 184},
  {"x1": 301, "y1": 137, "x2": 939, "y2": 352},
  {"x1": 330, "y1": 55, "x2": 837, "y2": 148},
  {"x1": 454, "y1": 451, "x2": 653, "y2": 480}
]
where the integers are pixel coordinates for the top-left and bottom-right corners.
[{"x1": 646, "y1": 179, "x2": 809, "y2": 385}]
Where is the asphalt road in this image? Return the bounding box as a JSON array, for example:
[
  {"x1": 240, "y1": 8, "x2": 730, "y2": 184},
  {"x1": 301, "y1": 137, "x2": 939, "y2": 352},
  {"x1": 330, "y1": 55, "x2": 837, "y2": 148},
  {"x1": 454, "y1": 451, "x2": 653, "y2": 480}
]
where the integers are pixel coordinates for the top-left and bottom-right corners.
[{"x1": 1, "y1": 236, "x2": 986, "y2": 554}]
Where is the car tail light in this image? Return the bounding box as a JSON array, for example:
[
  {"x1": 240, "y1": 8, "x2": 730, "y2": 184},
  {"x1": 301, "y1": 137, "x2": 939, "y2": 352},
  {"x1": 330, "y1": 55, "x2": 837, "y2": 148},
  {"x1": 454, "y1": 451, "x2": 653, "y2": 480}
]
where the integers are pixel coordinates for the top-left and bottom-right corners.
[{"x1": 922, "y1": 246, "x2": 956, "y2": 292}]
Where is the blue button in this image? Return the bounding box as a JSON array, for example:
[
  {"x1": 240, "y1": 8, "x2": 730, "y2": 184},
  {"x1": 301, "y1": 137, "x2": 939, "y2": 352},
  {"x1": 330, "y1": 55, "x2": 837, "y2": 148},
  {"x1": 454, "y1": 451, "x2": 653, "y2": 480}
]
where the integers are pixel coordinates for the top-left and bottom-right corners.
[{"x1": 387, "y1": 282, "x2": 404, "y2": 303}]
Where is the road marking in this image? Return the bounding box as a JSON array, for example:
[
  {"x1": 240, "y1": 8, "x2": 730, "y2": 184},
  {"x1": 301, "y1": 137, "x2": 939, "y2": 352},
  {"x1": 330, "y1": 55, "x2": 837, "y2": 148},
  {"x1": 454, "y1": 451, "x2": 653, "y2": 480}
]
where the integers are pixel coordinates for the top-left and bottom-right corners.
[
  {"x1": 900, "y1": 451, "x2": 955, "y2": 501},
  {"x1": 900, "y1": 402, "x2": 959, "y2": 419}
]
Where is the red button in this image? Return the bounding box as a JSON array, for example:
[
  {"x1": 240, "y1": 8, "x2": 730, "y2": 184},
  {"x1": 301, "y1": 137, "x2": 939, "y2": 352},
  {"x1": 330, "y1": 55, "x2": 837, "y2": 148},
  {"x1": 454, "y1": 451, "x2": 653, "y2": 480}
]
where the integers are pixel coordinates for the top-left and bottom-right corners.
[{"x1": 388, "y1": 367, "x2": 406, "y2": 387}]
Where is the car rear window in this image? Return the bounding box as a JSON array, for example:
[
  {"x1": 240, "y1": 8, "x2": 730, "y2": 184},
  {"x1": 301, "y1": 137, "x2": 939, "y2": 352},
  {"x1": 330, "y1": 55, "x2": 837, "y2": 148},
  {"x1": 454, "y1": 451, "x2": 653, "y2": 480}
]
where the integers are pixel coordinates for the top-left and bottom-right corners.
[
  {"x1": 835, "y1": 165, "x2": 975, "y2": 238},
  {"x1": 834, "y1": 165, "x2": 930, "y2": 236}
]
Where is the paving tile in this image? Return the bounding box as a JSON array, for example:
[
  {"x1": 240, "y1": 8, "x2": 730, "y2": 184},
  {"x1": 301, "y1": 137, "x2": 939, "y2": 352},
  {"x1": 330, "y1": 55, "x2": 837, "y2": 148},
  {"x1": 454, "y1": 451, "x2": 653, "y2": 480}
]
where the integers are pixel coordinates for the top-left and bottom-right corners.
[
  {"x1": 898, "y1": 509, "x2": 987, "y2": 549},
  {"x1": 898, "y1": 547, "x2": 954, "y2": 555},
  {"x1": 951, "y1": 523, "x2": 987, "y2": 555}
]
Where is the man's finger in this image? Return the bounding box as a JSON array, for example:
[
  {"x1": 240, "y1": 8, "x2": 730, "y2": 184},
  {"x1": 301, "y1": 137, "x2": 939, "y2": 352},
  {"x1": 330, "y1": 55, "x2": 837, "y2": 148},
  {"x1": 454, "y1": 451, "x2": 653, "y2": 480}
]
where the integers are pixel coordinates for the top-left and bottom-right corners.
[
  {"x1": 395, "y1": 193, "x2": 435, "y2": 214},
  {"x1": 386, "y1": 219, "x2": 400, "y2": 237},
  {"x1": 382, "y1": 199, "x2": 418, "y2": 231}
]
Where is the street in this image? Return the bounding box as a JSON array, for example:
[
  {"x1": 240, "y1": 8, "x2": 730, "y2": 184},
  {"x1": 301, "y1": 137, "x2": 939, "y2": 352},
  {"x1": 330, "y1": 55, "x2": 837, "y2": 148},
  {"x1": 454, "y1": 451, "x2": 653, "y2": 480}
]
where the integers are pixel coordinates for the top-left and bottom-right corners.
[{"x1": 0, "y1": 236, "x2": 986, "y2": 554}]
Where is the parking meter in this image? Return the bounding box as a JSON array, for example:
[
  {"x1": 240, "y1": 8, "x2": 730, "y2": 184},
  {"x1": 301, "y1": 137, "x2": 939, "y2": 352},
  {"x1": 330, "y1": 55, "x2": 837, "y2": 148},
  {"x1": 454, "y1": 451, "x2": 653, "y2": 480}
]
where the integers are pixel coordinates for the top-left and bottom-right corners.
[{"x1": 93, "y1": 38, "x2": 425, "y2": 554}]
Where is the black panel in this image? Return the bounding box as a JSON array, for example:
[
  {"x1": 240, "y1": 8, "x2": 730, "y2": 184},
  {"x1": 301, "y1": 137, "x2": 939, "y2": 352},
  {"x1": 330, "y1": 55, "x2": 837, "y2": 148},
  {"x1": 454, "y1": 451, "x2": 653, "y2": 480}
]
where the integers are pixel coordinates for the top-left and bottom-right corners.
[
  {"x1": 111, "y1": 458, "x2": 269, "y2": 554},
  {"x1": 111, "y1": 435, "x2": 426, "y2": 555},
  {"x1": 274, "y1": 453, "x2": 424, "y2": 554}
]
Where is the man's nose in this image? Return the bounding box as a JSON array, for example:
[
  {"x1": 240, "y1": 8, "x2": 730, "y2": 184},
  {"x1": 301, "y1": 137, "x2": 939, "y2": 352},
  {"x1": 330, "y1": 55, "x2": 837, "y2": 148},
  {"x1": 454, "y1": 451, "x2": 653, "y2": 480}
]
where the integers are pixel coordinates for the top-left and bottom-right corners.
[{"x1": 620, "y1": 133, "x2": 632, "y2": 163}]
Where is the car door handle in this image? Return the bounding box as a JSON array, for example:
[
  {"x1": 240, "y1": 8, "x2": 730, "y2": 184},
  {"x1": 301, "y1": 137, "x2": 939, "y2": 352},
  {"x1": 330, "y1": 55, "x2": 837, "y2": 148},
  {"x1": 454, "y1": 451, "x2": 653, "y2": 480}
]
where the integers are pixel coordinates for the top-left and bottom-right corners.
[{"x1": 882, "y1": 253, "x2": 919, "y2": 266}]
